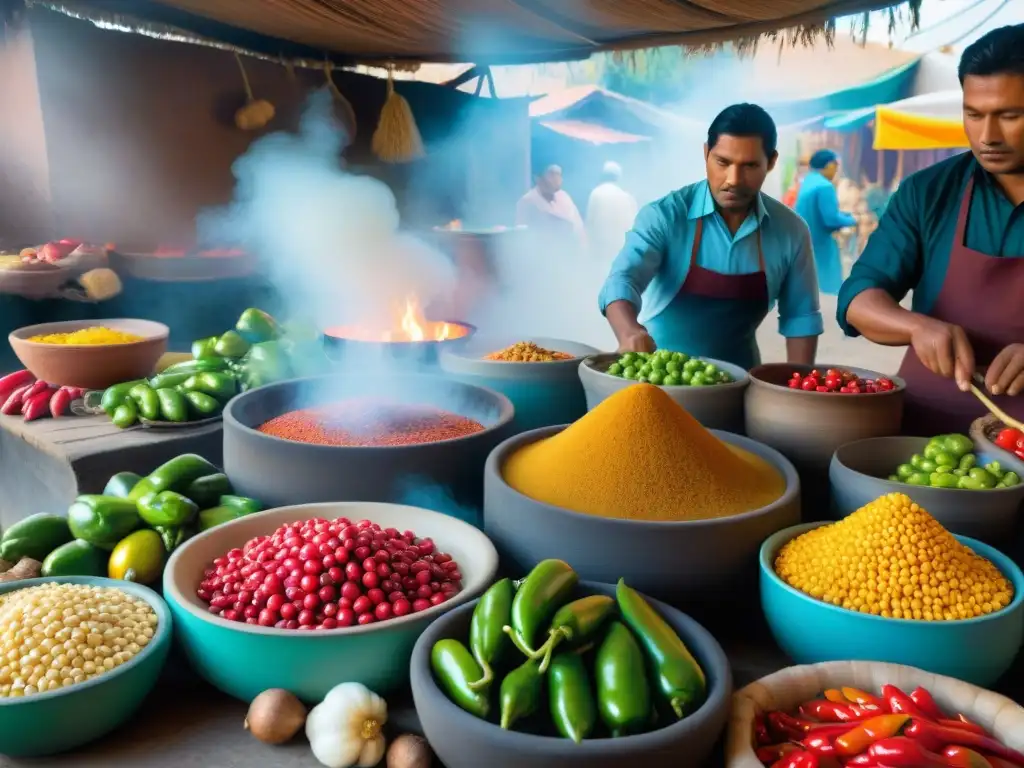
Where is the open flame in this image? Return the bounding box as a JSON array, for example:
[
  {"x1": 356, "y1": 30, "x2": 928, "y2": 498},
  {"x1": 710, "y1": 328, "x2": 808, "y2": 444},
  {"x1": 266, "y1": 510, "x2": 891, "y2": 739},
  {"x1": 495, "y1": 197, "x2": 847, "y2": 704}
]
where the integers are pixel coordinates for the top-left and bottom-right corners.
[{"x1": 324, "y1": 295, "x2": 469, "y2": 343}]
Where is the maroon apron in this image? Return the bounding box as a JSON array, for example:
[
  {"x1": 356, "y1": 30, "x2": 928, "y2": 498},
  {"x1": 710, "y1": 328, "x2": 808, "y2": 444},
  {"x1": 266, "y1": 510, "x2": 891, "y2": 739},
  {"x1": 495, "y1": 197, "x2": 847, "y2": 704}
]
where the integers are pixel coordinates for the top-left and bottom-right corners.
[
  {"x1": 647, "y1": 217, "x2": 770, "y2": 369},
  {"x1": 898, "y1": 176, "x2": 1024, "y2": 435}
]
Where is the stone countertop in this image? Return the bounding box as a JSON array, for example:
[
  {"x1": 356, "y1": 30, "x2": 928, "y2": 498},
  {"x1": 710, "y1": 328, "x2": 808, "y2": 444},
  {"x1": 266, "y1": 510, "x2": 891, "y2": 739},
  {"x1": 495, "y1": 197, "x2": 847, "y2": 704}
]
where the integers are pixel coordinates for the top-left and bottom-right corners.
[{"x1": 2, "y1": 621, "x2": 1021, "y2": 768}]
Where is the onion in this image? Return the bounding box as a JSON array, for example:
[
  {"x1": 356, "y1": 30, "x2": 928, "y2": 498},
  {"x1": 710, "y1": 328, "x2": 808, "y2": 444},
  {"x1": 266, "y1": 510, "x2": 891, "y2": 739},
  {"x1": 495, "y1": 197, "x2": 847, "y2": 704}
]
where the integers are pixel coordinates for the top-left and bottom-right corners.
[
  {"x1": 387, "y1": 733, "x2": 434, "y2": 768},
  {"x1": 244, "y1": 688, "x2": 307, "y2": 745}
]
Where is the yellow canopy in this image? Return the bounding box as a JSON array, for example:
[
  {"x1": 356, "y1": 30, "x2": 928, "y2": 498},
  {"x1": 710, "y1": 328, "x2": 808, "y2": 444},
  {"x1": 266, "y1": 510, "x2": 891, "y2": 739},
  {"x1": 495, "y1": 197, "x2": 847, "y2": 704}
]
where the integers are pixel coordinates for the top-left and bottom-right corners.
[{"x1": 873, "y1": 107, "x2": 969, "y2": 151}]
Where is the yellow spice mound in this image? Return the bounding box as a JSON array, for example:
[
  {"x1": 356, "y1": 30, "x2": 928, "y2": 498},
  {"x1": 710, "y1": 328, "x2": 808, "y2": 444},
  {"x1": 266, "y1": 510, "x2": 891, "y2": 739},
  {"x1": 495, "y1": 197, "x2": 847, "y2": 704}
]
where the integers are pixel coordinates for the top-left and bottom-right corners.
[
  {"x1": 502, "y1": 383, "x2": 785, "y2": 521},
  {"x1": 28, "y1": 327, "x2": 143, "y2": 345},
  {"x1": 775, "y1": 493, "x2": 1013, "y2": 621}
]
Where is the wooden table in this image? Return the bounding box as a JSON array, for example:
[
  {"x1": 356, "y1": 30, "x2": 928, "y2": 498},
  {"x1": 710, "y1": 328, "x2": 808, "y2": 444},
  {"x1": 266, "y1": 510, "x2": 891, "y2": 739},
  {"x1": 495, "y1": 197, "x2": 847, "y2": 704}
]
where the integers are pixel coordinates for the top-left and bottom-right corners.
[
  {"x1": 0, "y1": 414, "x2": 222, "y2": 527},
  {"x1": 1, "y1": 616, "x2": 1020, "y2": 768}
]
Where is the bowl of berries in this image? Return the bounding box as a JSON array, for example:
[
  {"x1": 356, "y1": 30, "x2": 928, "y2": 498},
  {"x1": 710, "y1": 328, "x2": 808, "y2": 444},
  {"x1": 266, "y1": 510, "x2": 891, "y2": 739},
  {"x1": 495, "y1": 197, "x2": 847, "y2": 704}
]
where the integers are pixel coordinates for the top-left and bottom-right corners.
[
  {"x1": 744, "y1": 364, "x2": 905, "y2": 474},
  {"x1": 162, "y1": 501, "x2": 498, "y2": 703}
]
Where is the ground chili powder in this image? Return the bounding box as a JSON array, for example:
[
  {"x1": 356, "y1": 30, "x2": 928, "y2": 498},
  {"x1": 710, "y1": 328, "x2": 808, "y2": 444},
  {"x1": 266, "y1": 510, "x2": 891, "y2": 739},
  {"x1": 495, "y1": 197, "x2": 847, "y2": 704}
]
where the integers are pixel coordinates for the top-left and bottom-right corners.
[{"x1": 257, "y1": 400, "x2": 485, "y2": 447}]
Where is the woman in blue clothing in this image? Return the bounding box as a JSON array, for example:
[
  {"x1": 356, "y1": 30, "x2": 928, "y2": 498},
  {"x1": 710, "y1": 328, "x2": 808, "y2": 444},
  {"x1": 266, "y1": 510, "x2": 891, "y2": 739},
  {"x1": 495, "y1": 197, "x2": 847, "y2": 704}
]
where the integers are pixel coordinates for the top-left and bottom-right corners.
[
  {"x1": 599, "y1": 104, "x2": 823, "y2": 370},
  {"x1": 795, "y1": 149, "x2": 857, "y2": 296}
]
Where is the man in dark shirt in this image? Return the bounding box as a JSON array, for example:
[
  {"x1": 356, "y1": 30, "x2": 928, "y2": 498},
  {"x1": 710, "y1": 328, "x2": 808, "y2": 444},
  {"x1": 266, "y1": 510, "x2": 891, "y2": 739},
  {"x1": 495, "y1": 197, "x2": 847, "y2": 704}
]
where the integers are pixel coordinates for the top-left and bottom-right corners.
[{"x1": 838, "y1": 24, "x2": 1024, "y2": 434}]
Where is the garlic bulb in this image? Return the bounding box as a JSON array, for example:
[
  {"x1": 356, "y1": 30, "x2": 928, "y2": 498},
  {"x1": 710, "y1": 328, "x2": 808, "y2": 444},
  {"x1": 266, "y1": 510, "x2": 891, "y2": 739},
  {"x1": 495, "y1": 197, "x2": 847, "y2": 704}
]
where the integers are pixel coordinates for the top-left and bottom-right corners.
[{"x1": 306, "y1": 682, "x2": 388, "y2": 768}]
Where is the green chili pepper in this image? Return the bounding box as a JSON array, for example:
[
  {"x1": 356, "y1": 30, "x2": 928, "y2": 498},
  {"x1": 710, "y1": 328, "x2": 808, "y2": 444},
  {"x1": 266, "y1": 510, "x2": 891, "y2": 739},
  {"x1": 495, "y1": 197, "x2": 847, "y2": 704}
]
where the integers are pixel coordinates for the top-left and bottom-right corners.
[
  {"x1": 468, "y1": 578, "x2": 515, "y2": 691},
  {"x1": 430, "y1": 639, "x2": 489, "y2": 719},
  {"x1": 218, "y1": 495, "x2": 263, "y2": 514},
  {"x1": 112, "y1": 398, "x2": 138, "y2": 428},
  {"x1": 198, "y1": 505, "x2": 247, "y2": 531},
  {"x1": 154, "y1": 525, "x2": 190, "y2": 553},
  {"x1": 182, "y1": 372, "x2": 237, "y2": 402},
  {"x1": 183, "y1": 390, "x2": 221, "y2": 418},
  {"x1": 163, "y1": 358, "x2": 229, "y2": 375},
  {"x1": 524, "y1": 595, "x2": 616, "y2": 672},
  {"x1": 156, "y1": 387, "x2": 188, "y2": 422},
  {"x1": 959, "y1": 453, "x2": 977, "y2": 471},
  {"x1": 128, "y1": 454, "x2": 220, "y2": 501},
  {"x1": 101, "y1": 380, "x2": 145, "y2": 415},
  {"x1": 616, "y1": 579, "x2": 706, "y2": 718},
  {"x1": 148, "y1": 371, "x2": 193, "y2": 390},
  {"x1": 906, "y1": 472, "x2": 931, "y2": 486},
  {"x1": 244, "y1": 340, "x2": 292, "y2": 383},
  {"x1": 191, "y1": 336, "x2": 221, "y2": 360},
  {"x1": 183, "y1": 473, "x2": 234, "y2": 508},
  {"x1": 595, "y1": 621, "x2": 651, "y2": 737},
  {"x1": 504, "y1": 559, "x2": 578, "y2": 657},
  {"x1": 943, "y1": 433, "x2": 974, "y2": 458},
  {"x1": 235, "y1": 307, "x2": 279, "y2": 344},
  {"x1": 138, "y1": 490, "x2": 199, "y2": 527},
  {"x1": 548, "y1": 652, "x2": 596, "y2": 743},
  {"x1": 910, "y1": 453, "x2": 928, "y2": 469},
  {"x1": 965, "y1": 467, "x2": 998, "y2": 489},
  {"x1": 896, "y1": 463, "x2": 915, "y2": 480},
  {"x1": 916, "y1": 459, "x2": 938, "y2": 474},
  {"x1": 930, "y1": 472, "x2": 960, "y2": 489},
  {"x1": 499, "y1": 657, "x2": 543, "y2": 731},
  {"x1": 213, "y1": 330, "x2": 250, "y2": 358},
  {"x1": 129, "y1": 383, "x2": 161, "y2": 421},
  {"x1": 985, "y1": 462, "x2": 1004, "y2": 479},
  {"x1": 1001, "y1": 471, "x2": 1020, "y2": 487},
  {"x1": 932, "y1": 451, "x2": 957, "y2": 469}
]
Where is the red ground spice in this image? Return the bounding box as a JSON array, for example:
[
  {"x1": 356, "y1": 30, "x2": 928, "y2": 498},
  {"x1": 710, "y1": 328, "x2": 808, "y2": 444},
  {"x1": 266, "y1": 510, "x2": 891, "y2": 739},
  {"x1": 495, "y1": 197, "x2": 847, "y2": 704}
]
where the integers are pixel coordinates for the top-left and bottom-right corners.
[{"x1": 257, "y1": 399, "x2": 485, "y2": 447}]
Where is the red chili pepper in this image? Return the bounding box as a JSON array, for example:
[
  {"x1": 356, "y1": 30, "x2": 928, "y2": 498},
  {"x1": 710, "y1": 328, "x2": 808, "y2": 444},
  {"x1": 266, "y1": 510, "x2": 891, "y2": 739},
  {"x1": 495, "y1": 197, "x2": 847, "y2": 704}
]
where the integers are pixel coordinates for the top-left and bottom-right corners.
[
  {"x1": 904, "y1": 719, "x2": 1024, "y2": 767},
  {"x1": 802, "y1": 733, "x2": 839, "y2": 757},
  {"x1": 882, "y1": 685, "x2": 932, "y2": 720},
  {"x1": 49, "y1": 388, "x2": 71, "y2": 418},
  {"x1": 772, "y1": 751, "x2": 821, "y2": 768},
  {"x1": 759, "y1": 743, "x2": 802, "y2": 765},
  {"x1": 843, "y1": 688, "x2": 886, "y2": 710},
  {"x1": 22, "y1": 379, "x2": 49, "y2": 401},
  {"x1": 939, "y1": 717, "x2": 989, "y2": 737},
  {"x1": 909, "y1": 687, "x2": 947, "y2": 720},
  {"x1": 870, "y1": 736, "x2": 949, "y2": 767},
  {"x1": 1, "y1": 384, "x2": 33, "y2": 415},
  {"x1": 835, "y1": 715, "x2": 911, "y2": 756},
  {"x1": 843, "y1": 755, "x2": 877, "y2": 768},
  {"x1": 755, "y1": 713, "x2": 773, "y2": 746},
  {"x1": 61, "y1": 386, "x2": 84, "y2": 400},
  {"x1": 769, "y1": 712, "x2": 855, "y2": 739},
  {"x1": 0, "y1": 369, "x2": 34, "y2": 400},
  {"x1": 994, "y1": 428, "x2": 1024, "y2": 452},
  {"x1": 988, "y1": 757, "x2": 1022, "y2": 768},
  {"x1": 22, "y1": 389, "x2": 55, "y2": 421},
  {"x1": 801, "y1": 700, "x2": 866, "y2": 723},
  {"x1": 945, "y1": 746, "x2": 996, "y2": 768}
]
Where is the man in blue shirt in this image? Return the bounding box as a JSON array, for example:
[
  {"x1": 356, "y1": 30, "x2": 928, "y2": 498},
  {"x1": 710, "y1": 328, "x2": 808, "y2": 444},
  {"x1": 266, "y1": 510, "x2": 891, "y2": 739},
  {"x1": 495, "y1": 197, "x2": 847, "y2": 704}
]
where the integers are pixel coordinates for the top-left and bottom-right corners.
[
  {"x1": 795, "y1": 149, "x2": 857, "y2": 296},
  {"x1": 839, "y1": 25, "x2": 1024, "y2": 434},
  {"x1": 598, "y1": 103, "x2": 822, "y2": 370}
]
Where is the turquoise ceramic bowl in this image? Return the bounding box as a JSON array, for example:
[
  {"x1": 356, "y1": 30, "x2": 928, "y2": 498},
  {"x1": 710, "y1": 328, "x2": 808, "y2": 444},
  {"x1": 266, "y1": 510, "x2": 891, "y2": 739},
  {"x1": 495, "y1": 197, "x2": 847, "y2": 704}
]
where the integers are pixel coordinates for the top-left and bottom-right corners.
[
  {"x1": 760, "y1": 523, "x2": 1024, "y2": 687},
  {"x1": 440, "y1": 337, "x2": 599, "y2": 433},
  {"x1": 0, "y1": 576, "x2": 172, "y2": 757},
  {"x1": 163, "y1": 501, "x2": 498, "y2": 704}
]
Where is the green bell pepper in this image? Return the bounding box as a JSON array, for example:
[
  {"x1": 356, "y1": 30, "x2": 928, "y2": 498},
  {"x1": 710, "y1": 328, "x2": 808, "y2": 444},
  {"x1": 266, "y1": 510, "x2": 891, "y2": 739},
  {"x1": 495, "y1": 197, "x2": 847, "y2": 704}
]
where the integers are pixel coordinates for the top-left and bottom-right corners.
[
  {"x1": 129, "y1": 454, "x2": 220, "y2": 502},
  {"x1": 112, "y1": 399, "x2": 139, "y2": 429},
  {"x1": 235, "y1": 308, "x2": 279, "y2": 344},
  {"x1": 198, "y1": 505, "x2": 247, "y2": 531},
  {"x1": 103, "y1": 471, "x2": 144, "y2": 499},
  {"x1": 191, "y1": 336, "x2": 221, "y2": 360},
  {"x1": 67, "y1": 495, "x2": 141, "y2": 550},
  {"x1": 0, "y1": 513, "x2": 73, "y2": 562},
  {"x1": 156, "y1": 387, "x2": 188, "y2": 422},
  {"x1": 183, "y1": 390, "x2": 221, "y2": 418},
  {"x1": 100, "y1": 380, "x2": 146, "y2": 415},
  {"x1": 129, "y1": 383, "x2": 161, "y2": 421},
  {"x1": 218, "y1": 494, "x2": 263, "y2": 515},
  {"x1": 138, "y1": 490, "x2": 199, "y2": 527},
  {"x1": 182, "y1": 372, "x2": 237, "y2": 402},
  {"x1": 184, "y1": 473, "x2": 234, "y2": 508},
  {"x1": 214, "y1": 330, "x2": 250, "y2": 358},
  {"x1": 244, "y1": 340, "x2": 291, "y2": 382}
]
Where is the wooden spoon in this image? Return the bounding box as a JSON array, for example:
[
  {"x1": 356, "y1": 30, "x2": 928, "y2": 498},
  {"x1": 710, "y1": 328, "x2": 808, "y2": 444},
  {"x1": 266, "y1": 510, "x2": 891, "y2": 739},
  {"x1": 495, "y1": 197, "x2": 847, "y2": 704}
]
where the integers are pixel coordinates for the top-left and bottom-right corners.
[{"x1": 971, "y1": 373, "x2": 1024, "y2": 432}]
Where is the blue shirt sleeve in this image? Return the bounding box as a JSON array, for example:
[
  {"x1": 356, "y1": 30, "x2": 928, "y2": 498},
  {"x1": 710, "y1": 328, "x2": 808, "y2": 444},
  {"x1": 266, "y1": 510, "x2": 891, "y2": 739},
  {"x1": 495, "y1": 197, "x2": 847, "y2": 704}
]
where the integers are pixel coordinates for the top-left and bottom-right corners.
[
  {"x1": 836, "y1": 180, "x2": 924, "y2": 336},
  {"x1": 816, "y1": 186, "x2": 857, "y2": 231},
  {"x1": 777, "y1": 220, "x2": 825, "y2": 338},
  {"x1": 598, "y1": 201, "x2": 668, "y2": 314}
]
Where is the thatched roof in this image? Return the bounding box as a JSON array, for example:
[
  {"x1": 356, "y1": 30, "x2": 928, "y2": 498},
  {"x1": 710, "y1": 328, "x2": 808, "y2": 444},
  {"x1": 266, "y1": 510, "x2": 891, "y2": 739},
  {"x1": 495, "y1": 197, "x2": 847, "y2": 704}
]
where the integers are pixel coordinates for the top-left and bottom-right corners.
[{"x1": 21, "y1": 0, "x2": 921, "y2": 66}]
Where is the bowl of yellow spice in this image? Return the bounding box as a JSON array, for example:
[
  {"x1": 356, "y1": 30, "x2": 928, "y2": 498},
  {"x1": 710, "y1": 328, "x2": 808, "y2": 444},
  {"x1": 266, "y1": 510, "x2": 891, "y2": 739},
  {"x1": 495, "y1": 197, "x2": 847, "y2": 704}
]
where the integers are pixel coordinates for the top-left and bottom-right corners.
[
  {"x1": 761, "y1": 492, "x2": 1024, "y2": 687},
  {"x1": 483, "y1": 384, "x2": 800, "y2": 604},
  {"x1": 440, "y1": 338, "x2": 599, "y2": 433},
  {"x1": 10, "y1": 319, "x2": 168, "y2": 390}
]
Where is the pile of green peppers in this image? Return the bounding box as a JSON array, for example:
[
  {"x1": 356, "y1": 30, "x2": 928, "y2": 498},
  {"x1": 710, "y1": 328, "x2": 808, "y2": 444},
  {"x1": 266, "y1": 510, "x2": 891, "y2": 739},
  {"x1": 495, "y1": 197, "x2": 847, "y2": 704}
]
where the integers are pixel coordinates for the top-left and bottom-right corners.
[
  {"x1": 889, "y1": 433, "x2": 1020, "y2": 490},
  {"x1": 45, "y1": 454, "x2": 265, "y2": 579},
  {"x1": 430, "y1": 560, "x2": 708, "y2": 742}
]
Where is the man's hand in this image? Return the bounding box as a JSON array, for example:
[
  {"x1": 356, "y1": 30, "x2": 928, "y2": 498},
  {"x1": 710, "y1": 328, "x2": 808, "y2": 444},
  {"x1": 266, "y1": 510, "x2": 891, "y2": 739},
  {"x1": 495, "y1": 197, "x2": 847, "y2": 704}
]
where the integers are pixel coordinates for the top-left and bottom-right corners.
[
  {"x1": 909, "y1": 316, "x2": 975, "y2": 391},
  {"x1": 985, "y1": 343, "x2": 1024, "y2": 396},
  {"x1": 616, "y1": 325, "x2": 656, "y2": 354}
]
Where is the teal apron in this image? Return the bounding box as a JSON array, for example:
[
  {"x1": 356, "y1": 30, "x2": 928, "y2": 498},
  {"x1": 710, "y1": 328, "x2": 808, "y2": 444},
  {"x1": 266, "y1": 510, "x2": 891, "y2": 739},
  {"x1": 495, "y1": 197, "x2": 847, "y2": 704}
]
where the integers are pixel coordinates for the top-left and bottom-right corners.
[{"x1": 646, "y1": 216, "x2": 770, "y2": 370}]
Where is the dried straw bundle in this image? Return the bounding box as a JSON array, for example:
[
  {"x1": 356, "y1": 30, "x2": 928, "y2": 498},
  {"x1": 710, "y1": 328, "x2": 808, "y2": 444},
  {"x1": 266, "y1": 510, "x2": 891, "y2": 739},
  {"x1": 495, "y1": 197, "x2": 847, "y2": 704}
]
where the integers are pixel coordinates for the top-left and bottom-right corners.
[{"x1": 372, "y1": 69, "x2": 424, "y2": 164}]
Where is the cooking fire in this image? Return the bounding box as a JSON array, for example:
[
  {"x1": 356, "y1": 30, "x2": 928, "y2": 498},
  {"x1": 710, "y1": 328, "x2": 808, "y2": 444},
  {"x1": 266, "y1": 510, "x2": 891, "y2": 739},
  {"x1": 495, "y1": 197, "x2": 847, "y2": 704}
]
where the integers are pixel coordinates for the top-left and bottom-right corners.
[{"x1": 324, "y1": 295, "x2": 470, "y2": 344}]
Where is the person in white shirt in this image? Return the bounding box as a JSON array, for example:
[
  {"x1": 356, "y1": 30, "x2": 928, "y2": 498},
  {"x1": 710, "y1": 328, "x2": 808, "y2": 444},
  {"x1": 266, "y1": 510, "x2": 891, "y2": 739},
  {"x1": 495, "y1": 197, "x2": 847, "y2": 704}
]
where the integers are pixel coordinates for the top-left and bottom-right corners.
[{"x1": 586, "y1": 162, "x2": 638, "y2": 263}]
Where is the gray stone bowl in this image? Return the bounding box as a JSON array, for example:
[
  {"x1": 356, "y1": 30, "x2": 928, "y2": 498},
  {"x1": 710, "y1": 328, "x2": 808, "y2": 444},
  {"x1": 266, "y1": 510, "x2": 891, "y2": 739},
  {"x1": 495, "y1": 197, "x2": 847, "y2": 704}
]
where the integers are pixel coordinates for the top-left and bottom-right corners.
[
  {"x1": 440, "y1": 336, "x2": 599, "y2": 433},
  {"x1": 830, "y1": 436, "x2": 1024, "y2": 543},
  {"x1": 483, "y1": 426, "x2": 800, "y2": 603},
  {"x1": 410, "y1": 581, "x2": 733, "y2": 768},
  {"x1": 578, "y1": 353, "x2": 749, "y2": 433}
]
